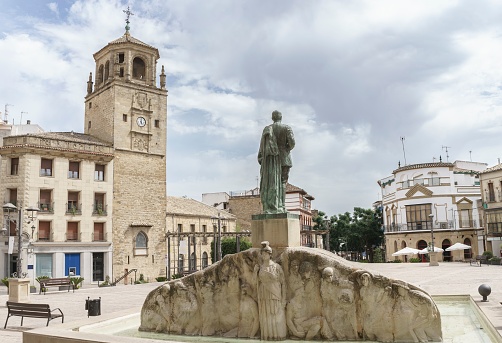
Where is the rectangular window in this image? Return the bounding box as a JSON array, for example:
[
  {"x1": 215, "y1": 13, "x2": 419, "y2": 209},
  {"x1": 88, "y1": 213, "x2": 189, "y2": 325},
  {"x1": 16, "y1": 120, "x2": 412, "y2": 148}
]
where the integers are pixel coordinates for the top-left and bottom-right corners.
[
  {"x1": 10, "y1": 157, "x2": 19, "y2": 175},
  {"x1": 489, "y1": 183, "x2": 496, "y2": 202},
  {"x1": 88, "y1": 121, "x2": 91, "y2": 129},
  {"x1": 94, "y1": 193, "x2": 106, "y2": 215},
  {"x1": 94, "y1": 164, "x2": 105, "y2": 181},
  {"x1": 40, "y1": 158, "x2": 53, "y2": 177},
  {"x1": 67, "y1": 191, "x2": 80, "y2": 214},
  {"x1": 118, "y1": 53, "x2": 125, "y2": 63},
  {"x1": 38, "y1": 221, "x2": 51, "y2": 241},
  {"x1": 202, "y1": 225, "x2": 207, "y2": 244},
  {"x1": 154, "y1": 119, "x2": 160, "y2": 128},
  {"x1": 36, "y1": 253, "x2": 53, "y2": 277},
  {"x1": 39, "y1": 189, "x2": 53, "y2": 213},
  {"x1": 8, "y1": 188, "x2": 17, "y2": 206},
  {"x1": 190, "y1": 224, "x2": 195, "y2": 232},
  {"x1": 123, "y1": 114, "x2": 127, "y2": 122},
  {"x1": 68, "y1": 161, "x2": 80, "y2": 179},
  {"x1": 405, "y1": 203, "x2": 432, "y2": 231},
  {"x1": 93, "y1": 222, "x2": 105, "y2": 241},
  {"x1": 178, "y1": 224, "x2": 183, "y2": 233},
  {"x1": 66, "y1": 222, "x2": 79, "y2": 241}
]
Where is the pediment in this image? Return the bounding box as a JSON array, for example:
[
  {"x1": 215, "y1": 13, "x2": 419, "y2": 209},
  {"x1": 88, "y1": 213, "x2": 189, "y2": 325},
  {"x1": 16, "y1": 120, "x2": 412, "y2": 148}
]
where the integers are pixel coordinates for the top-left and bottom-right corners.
[
  {"x1": 405, "y1": 184, "x2": 433, "y2": 198},
  {"x1": 456, "y1": 197, "x2": 473, "y2": 204}
]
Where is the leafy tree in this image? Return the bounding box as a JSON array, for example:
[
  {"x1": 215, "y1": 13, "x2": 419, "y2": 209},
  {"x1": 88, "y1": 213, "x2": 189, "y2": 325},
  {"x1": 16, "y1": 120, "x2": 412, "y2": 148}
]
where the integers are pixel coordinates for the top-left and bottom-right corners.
[{"x1": 211, "y1": 237, "x2": 252, "y2": 263}]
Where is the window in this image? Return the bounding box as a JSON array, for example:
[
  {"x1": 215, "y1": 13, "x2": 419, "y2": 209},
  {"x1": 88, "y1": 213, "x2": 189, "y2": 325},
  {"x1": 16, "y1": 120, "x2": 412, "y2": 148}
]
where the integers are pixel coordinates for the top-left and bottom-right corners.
[
  {"x1": 98, "y1": 64, "x2": 104, "y2": 84},
  {"x1": 459, "y1": 209, "x2": 472, "y2": 228},
  {"x1": 88, "y1": 120, "x2": 91, "y2": 129},
  {"x1": 89, "y1": 102, "x2": 92, "y2": 109},
  {"x1": 119, "y1": 67, "x2": 124, "y2": 77},
  {"x1": 202, "y1": 252, "x2": 208, "y2": 268},
  {"x1": 93, "y1": 222, "x2": 105, "y2": 241},
  {"x1": 39, "y1": 189, "x2": 53, "y2": 212},
  {"x1": 118, "y1": 53, "x2": 125, "y2": 63},
  {"x1": 38, "y1": 221, "x2": 51, "y2": 241},
  {"x1": 402, "y1": 180, "x2": 411, "y2": 188},
  {"x1": 94, "y1": 193, "x2": 106, "y2": 215},
  {"x1": 10, "y1": 157, "x2": 19, "y2": 175},
  {"x1": 8, "y1": 188, "x2": 17, "y2": 206},
  {"x1": 95, "y1": 164, "x2": 105, "y2": 181},
  {"x1": 202, "y1": 225, "x2": 207, "y2": 244},
  {"x1": 104, "y1": 61, "x2": 110, "y2": 80},
  {"x1": 488, "y1": 183, "x2": 496, "y2": 202},
  {"x1": 222, "y1": 225, "x2": 227, "y2": 233},
  {"x1": 154, "y1": 119, "x2": 160, "y2": 128},
  {"x1": 189, "y1": 252, "x2": 196, "y2": 271},
  {"x1": 190, "y1": 224, "x2": 195, "y2": 233},
  {"x1": 36, "y1": 254, "x2": 53, "y2": 277},
  {"x1": 177, "y1": 224, "x2": 183, "y2": 233},
  {"x1": 40, "y1": 158, "x2": 53, "y2": 176},
  {"x1": 123, "y1": 114, "x2": 127, "y2": 122},
  {"x1": 405, "y1": 204, "x2": 432, "y2": 231},
  {"x1": 134, "y1": 232, "x2": 148, "y2": 256},
  {"x1": 68, "y1": 161, "x2": 80, "y2": 179},
  {"x1": 67, "y1": 191, "x2": 80, "y2": 214},
  {"x1": 133, "y1": 57, "x2": 146, "y2": 79},
  {"x1": 66, "y1": 222, "x2": 79, "y2": 241}
]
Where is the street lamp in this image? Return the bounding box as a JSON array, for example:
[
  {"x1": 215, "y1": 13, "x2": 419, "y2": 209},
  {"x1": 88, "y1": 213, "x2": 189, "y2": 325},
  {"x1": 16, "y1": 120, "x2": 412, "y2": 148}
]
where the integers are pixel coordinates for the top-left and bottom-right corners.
[
  {"x1": 2, "y1": 203, "x2": 39, "y2": 278},
  {"x1": 211, "y1": 212, "x2": 227, "y2": 262},
  {"x1": 429, "y1": 213, "x2": 435, "y2": 252},
  {"x1": 428, "y1": 213, "x2": 439, "y2": 267}
]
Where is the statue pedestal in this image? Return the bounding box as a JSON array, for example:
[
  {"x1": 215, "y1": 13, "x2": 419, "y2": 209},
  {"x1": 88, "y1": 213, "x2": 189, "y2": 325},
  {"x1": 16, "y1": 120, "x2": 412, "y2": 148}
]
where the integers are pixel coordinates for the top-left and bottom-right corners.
[
  {"x1": 251, "y1": 213, "x2": 301, "y2": 249},
  {"x1": 8, "y1": 278, "x2": 31, "y2": 303},
  {"x1": 429, "y1": 252, "x2": 440, "y2": 266}
]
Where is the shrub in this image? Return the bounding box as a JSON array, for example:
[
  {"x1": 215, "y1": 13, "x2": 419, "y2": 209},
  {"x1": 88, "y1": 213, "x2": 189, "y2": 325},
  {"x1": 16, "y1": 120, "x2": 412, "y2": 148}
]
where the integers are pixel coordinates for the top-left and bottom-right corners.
[
  {"x1": 171, "y1": 274, "x2": 183, "y2": 280},
  {"x1": 1, "y1": 277, "x2": 8, "y2": 288},
  {"x1": 155, "y1": 276, "x2": 167, "y2": 282},
  {"x1": 482, "y1": 250, "x2": 494, "y2": 259},
  {"x1": 391, "y1": 259, "x2": 403, "y2": 263},
  {"x1": 70, "y1": 277, "x2": 84, "y2": 289},
  {"x1": 409, "y1": 257, "x2": 421, "y2": 263},
  {"x1": 372, "y1": 248, "x2": 385, "y2": 263}
]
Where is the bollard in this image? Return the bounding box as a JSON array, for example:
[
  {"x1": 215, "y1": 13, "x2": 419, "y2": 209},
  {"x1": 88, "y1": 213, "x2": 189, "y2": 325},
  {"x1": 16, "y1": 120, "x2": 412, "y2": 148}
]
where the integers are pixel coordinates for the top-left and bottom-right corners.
[
  {"x1": 478, "y1": 284, "x2": 491, "y2": 302},
  {"x1": 87, "y1": 296, "x2": 101, "y2": 317}
]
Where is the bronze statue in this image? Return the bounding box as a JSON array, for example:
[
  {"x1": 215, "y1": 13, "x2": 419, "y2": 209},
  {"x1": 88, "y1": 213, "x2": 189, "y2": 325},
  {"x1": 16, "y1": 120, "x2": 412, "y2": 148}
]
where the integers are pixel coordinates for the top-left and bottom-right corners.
[{"x1": 258, "y1": 110, "x2": 295, "y2": 214}]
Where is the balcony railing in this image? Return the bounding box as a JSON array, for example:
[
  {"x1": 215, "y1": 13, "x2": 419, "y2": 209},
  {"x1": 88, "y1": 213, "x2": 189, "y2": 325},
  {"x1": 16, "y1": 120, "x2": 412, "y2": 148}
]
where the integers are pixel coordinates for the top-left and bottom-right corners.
[
  {"x1": 65, "y1": 203, "x2": 82, "y2": 215},
  {"x1": 386, "y1": 220, "x2": 477, "y2": 233},
  {"x1": 488, "y1": 223, "x2": 502, "y2": 236},
  {"x1": 38, "y1": 202, "x2": 54, "y2": 214},
  {"x1": 92, "y1": 232, "x2": 108, "y2": 242},
  {"x1": 302, "y1": 225, "x2": 313, "y2": 231},
  {"x1": 37, "y1": 230, "x2": 54, "y2": 242},
  {"x1": 92, "y1": 204, "x2": 108, "y2": 216},
  {"x1": 65, "y1": 231, "x2": 81, "y2": 242}
]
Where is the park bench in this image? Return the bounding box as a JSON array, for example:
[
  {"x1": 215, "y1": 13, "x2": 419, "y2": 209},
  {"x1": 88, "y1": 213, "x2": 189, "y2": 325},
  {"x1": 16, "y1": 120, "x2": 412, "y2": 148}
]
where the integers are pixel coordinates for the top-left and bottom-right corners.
[
  {"x1": 470, "y1": 255, "x2": 488, "y2": 267},
  {"x1": 39, "y1": 277, "x2": 75, "y2": 294},
  {"x1": 4, "y1": 301, "x2": 64, "y2": 328}
]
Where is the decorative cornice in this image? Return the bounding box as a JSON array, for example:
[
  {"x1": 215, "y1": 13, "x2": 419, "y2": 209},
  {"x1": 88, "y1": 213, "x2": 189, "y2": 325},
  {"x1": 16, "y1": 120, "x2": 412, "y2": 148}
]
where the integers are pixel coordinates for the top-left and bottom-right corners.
[
  {"x1": 405, "y1": 184, "x2": 433, "y2": 198},
  {"x1": 393, "y1": 162, "x2": 453, "y2": 174}
]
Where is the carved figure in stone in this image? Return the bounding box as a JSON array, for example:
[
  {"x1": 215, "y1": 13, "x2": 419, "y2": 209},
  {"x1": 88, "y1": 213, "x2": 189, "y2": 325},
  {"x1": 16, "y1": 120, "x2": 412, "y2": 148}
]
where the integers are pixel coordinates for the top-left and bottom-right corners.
[
  {"x1": 258, "y1": 110, "x2": 295, "y2": 214},
  {"x1": 288, "y1": 259, "x2": 302, "y2": 297},
  {"x1": 170, "y1": 281, "x2": 199, "y2": 335},
  {"x1": 238, "y1": 282, "x2": 260, "y2": 338},
  {"x1": 254, "y1": 241, "x2": 287, "y2": 340}
]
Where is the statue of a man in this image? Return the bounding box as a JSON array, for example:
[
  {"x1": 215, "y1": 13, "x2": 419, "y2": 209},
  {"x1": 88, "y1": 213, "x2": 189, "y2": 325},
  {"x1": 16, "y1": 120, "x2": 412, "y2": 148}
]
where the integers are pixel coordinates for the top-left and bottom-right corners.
[{"x1": 258, "y1": 110, "x2": 295, "y2": 214}]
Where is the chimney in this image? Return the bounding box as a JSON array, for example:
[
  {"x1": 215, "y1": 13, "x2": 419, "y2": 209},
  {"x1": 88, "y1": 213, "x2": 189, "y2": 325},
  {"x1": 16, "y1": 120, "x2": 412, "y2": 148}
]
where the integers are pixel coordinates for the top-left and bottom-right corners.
[{"x1": 27, "y1": 120, "x2": 31, "y2": 125}]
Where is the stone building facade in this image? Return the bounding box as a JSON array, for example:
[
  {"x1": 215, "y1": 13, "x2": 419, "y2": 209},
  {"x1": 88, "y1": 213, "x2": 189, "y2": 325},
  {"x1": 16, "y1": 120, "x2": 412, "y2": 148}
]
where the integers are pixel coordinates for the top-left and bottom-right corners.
[
  {"x1": 479, "y1": 163, "x2": 502, "y2": 256},
  {"x1": 378, "y1": 160, "x2": 486, "y2": 262},
  {"x1": 84, "y1": 30, "x2": 168, "y2": 282}
]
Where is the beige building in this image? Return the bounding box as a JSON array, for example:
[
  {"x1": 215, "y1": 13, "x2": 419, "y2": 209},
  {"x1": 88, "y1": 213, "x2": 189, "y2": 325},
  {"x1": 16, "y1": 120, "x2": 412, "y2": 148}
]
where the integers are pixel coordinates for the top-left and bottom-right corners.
[
  {"x1": 479, "y1": 163, "x2": 502, "y2": 256},
  {"x1": 378, "y1": 160, "x2": 486, "y2": 262},
  {"x1": 166, "y1": 196, "x2": 239, "y2": 278},
  {"x1": 0, "y1": 28, "x2": 168, "y2": 284}
]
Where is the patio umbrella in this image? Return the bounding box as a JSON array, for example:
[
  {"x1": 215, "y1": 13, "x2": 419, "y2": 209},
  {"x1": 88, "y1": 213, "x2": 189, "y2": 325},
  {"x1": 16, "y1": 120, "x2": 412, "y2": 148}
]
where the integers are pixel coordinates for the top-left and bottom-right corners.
[
  {"x1": 392, "y1": 247, "x2": 420, "y2": 256},
  {"x1": 418, "y1": 246, "x2": 444, "y2": 254},
  {"x1": 445, "y1": 242, "x2": 472, "y2": 251}
]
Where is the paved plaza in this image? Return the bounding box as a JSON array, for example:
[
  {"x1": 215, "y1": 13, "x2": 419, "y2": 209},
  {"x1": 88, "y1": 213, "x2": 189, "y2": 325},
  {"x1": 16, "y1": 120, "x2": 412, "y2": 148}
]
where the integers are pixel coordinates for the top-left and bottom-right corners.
[{"x1": 0, "y1": 261, "x2": 501, "y2": 342}]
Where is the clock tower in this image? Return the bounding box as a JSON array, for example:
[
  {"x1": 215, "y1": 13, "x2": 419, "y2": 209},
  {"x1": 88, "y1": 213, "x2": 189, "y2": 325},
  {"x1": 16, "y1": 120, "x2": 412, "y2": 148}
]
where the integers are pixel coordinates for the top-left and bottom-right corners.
[{"x1": 84, "y1": 21, "x2": 168, "y2": 280}]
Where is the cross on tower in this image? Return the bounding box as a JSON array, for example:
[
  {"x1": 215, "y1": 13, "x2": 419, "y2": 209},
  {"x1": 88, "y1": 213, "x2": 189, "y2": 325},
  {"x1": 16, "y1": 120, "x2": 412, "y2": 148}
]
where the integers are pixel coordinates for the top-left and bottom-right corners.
[{"x1": 123, "y1": 6, "x2": 134, "y2": 32}]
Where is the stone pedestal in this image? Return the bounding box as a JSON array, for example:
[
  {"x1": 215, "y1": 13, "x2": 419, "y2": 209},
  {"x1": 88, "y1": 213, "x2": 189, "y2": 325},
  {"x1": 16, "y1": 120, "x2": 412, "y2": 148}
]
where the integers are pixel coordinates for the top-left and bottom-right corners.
[
  {"x1": 251, "y1": 213, "x2": 301, "y2": 249},
  {"x1": 429, "y1": 252, "x2": 439, "y2": 266},
  {"x1": 8, "y1": 278, "x2": 31, "y2": 303}
]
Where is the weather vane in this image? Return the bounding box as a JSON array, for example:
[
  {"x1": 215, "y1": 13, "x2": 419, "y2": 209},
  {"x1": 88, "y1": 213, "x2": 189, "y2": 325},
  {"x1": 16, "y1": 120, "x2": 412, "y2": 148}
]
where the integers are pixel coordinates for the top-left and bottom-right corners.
[{"x1": 123, "y1": 6, "x2": 134, "y2": 33}]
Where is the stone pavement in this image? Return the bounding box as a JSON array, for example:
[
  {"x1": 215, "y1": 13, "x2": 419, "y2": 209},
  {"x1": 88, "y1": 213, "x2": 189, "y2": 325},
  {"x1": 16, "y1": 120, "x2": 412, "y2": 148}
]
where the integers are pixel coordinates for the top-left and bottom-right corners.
[{"x1": 0, "y1": 262, "x2": 501, "y2": 342}]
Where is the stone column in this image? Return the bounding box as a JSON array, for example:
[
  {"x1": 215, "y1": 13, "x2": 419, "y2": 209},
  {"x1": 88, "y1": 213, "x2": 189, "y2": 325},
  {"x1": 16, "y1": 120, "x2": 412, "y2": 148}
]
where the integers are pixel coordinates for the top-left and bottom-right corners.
[
  {"x1": 8, "y1": 278, "x2": 31, "y2": 302},
  {"x1": 429, "y1": 252, "x2": 439, "y2": 266}
]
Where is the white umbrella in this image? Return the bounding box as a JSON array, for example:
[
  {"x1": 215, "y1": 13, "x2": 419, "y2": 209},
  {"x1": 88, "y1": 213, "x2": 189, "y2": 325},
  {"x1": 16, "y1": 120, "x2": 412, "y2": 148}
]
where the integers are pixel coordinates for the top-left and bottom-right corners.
[
  {"x1": 418, "y1": 246, "x2": 444, "y2": 254},
  {"x1": 392, "y1": 247, "x2": 420, "y2": 256},
  {"x1": 445, "y1": 242, "x2": 472, "y2": 251}
]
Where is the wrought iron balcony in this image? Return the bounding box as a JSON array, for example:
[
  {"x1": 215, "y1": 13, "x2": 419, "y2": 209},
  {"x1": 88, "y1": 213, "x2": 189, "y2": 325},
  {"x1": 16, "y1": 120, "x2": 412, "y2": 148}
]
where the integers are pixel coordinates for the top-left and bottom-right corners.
[
  {"x1": 38, "y1": 202, "x2": 54, "y2": 214},
  {"x1": 65, "y1": 203, "x2": 82, "y2": 215}
]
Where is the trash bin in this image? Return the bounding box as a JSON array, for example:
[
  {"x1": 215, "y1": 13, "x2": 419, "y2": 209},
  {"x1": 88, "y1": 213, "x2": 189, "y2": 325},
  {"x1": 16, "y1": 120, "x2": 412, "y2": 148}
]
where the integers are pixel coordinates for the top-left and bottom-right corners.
[{"x1": 86, "y1": 296, "x2": 101, "y2": 317}]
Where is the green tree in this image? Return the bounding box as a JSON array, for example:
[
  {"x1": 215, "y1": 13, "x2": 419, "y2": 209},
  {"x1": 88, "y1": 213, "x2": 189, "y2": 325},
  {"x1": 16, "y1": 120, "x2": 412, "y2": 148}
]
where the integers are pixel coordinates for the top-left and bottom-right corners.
[{"x1": 211, "y1": 237, "x2": 252, "y2": 263}]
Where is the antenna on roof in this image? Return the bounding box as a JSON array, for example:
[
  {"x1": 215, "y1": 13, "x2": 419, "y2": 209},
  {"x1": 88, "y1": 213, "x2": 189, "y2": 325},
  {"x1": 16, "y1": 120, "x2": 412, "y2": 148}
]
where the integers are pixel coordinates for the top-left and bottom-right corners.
[
  {"x1": 442, "y1": 145, "x2": 451, "y2": 162},
  {"x1": 469, "y1": 150, "x2": 472, "y2": 162},
  {"x1": 400, "y1": 137, "x2": 407, "y2": 165}
]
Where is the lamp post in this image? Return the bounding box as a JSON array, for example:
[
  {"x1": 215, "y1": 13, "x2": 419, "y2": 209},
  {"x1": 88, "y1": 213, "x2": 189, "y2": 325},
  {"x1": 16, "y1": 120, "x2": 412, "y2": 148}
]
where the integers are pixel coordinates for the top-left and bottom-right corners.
[
  {"x1": 2, "y1": 205, "x2": 14, "y2": 278},
  {"x1": 2, "y1": 203, "x2": 39, "y2": 278},
  {"x1": 211, "y1": 212, "x2": 227, "y2": 262},
  {"x1": 429, "y1": 213, "x2": 439, "y2": 266}
]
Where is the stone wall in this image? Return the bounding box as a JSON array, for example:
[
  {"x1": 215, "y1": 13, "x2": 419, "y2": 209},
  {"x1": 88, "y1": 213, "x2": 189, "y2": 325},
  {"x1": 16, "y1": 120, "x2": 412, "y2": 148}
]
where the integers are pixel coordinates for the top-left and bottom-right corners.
[{"x1": 228, "y1": 195, "x2": 261, "y2": 231}]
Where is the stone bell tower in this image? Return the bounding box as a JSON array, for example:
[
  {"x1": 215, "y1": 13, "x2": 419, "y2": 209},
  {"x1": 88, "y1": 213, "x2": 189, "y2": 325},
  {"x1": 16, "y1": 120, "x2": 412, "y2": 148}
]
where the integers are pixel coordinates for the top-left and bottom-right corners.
[{"x1": 84, "y1": 13, "x2": 168, "y2": 281}]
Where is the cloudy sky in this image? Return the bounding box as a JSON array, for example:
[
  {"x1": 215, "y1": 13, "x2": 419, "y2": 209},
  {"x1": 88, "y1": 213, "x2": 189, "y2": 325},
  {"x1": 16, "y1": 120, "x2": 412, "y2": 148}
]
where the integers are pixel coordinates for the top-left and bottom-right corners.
[{"x1": 2, "y1": 0, "x2": 502, "y2": 215}]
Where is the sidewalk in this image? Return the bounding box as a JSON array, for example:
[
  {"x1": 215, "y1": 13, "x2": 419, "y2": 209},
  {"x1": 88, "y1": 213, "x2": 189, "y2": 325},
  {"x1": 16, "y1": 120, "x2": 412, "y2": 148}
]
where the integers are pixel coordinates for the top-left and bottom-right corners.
[{"x1": 1, "y1": 262, "x2": 501, "y2": 342}]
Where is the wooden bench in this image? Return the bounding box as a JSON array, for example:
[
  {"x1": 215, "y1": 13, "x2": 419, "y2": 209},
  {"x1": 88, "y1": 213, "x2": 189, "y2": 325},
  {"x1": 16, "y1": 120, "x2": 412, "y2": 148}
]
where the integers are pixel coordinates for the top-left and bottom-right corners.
[
  {"x1": 39, "y1": 277, "x2": 75, "y2": 294},
  {"x1": 4, "y1": 301, "x2": 64, "y2": 328},
  {"x1": 470, "y1": 255, "x2": 489, "y2": 266}
]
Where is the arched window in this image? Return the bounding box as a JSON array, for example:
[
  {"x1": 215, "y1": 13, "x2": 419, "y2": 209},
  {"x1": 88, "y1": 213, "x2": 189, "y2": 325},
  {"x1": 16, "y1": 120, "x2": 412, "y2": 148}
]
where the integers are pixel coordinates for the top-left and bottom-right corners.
[
  {"x1": 178, "y1": 254, "x2": 184, "y2": 274},
  {"x1": 417, "y1": 240, "x2": 428, "y2": 262},
  {"x1": 464, "y1": 238, "x2": 472, "y2": 259},
  {"x1": 132, "y1": 57, "x2": 146, "y2": 79},
  {"x1": 134, "y1": 231, "x2": 148, "y2": 256},
  {"x1": 98, "y1": 64, "x2": 104, "y2": 84},
  {"x1": 104, "y1": 61, "x2": 110, "y2": 81},
  {"x1": 442, "y1": 239, "x2": 452, "y2": 262},
  {"x1": 189, "y1": 252, "x2": 196, "y2": 271},
  {"x1": 202, "y1": 252, "x2": 208, "y2": 268}
]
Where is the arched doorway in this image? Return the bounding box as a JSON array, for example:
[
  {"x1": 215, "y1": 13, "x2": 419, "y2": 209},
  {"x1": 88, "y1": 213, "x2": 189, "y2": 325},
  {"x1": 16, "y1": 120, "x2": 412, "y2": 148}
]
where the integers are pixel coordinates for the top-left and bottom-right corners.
[
  {"x1": 442, "y1": 239, "x2": 452, "y2": 262},
  {"x1": 464, "y1": 238, "x2": 472, "y2": 259},
  {"x1": 417, "y1": 240, "x2": 427, "y2": 262},
  {"x1": 401, "y1": 241, "x2": 407, "y2": 262}
]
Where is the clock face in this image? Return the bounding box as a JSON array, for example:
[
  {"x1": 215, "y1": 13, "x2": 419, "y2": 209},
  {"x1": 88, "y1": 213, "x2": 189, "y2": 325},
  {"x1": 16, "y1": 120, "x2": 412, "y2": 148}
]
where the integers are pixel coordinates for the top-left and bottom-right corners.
[{"x1": 137, "y1": 117, "x2": 146, "y2": 127}]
